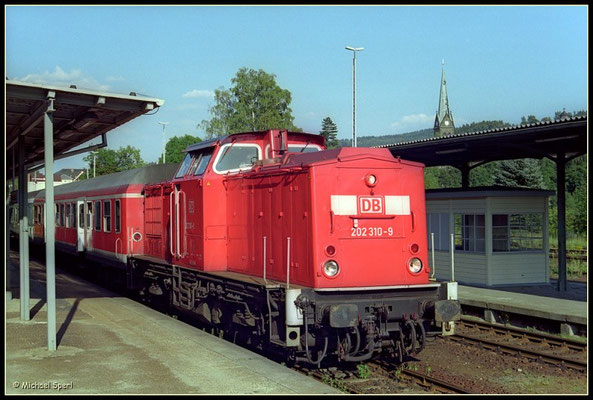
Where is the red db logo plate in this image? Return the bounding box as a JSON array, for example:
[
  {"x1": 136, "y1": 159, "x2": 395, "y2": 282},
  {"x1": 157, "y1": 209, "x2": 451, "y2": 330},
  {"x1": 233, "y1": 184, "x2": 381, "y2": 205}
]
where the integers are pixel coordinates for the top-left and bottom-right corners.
[{"x1": 359, "y1": 196, "x2": 383, "y2": 214}]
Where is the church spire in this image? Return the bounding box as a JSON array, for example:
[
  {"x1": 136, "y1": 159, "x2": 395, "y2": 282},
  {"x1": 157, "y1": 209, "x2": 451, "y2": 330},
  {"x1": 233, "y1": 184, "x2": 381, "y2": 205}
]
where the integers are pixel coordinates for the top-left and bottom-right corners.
[{"x1": 434, "y1": 60, "x2": 455, "y2": 137}]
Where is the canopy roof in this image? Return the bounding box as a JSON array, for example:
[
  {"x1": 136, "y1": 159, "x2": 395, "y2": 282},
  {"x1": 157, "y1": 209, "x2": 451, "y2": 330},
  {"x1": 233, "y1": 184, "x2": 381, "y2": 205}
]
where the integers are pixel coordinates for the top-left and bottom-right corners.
[
  {"x1": 6, "y1": 79, "x2": 164, "y2": 177},
  {"x1": 376, "y1": 116, "x2": 587, "y2": 167}
]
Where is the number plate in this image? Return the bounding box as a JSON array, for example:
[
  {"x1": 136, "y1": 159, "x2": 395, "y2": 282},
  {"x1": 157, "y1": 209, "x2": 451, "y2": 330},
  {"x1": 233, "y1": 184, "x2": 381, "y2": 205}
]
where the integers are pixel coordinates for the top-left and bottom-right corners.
[{"x1": 351, "y1": 226, "x2": 394, "y2": 237}]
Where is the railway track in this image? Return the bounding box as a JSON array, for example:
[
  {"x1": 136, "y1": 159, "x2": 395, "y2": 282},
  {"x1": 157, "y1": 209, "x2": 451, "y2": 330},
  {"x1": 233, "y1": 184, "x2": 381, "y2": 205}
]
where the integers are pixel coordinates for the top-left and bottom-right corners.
[
  {"x1": 294, "y1": 359, "x2": 476, "y2": 394},
  {"x1": 373, "y1": 360, "x2": 475, "y2": 394},
  {"x1": 450, "y1": 318, "x2": 587, "y2": 373}
]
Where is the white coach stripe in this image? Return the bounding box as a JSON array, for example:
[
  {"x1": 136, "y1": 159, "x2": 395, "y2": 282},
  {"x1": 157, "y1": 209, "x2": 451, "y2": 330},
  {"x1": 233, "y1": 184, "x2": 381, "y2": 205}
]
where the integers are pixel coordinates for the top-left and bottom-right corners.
[
  {"x1": 331, "y1": 195, "x2": 357, "y2": 215},
  {"x1": 385, "y1": 196, "x2": 410, "y2": 215}
]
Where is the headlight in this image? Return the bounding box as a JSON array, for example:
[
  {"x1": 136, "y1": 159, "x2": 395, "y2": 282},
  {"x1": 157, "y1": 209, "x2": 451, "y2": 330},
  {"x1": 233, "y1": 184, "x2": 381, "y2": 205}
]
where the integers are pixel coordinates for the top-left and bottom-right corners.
[
  {"x1": 323, "y1": 260, "x2": 340, "y2": 277},
  {"x1": 365, "y1": 174, "x2": 377, "y2": 187},
  {"x1": 408, "y1": 257, "x2": 423, "y2": 274}
]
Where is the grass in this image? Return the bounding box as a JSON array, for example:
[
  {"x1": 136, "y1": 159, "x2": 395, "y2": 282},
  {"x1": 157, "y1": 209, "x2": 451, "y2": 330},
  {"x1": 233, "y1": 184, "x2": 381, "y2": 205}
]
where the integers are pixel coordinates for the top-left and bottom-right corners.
[
  {"x1": 549, "y1": 258, "x2": 587, "y2": 280},
  {"x1": 549, "y1": 235, "x2": 588, "y2": 251},
  {"x1": 548, "y1": 235, "x2": 587, "y2": 281},
  {"x1": 357, "y1": 363, "x2": 372, "y2": 379},
  {"x1": 494, "y1": 370, "x2": 586, "y2": 394},
  {"x1": 321, "y1": 373, "x2": 349, "y2": 393}
]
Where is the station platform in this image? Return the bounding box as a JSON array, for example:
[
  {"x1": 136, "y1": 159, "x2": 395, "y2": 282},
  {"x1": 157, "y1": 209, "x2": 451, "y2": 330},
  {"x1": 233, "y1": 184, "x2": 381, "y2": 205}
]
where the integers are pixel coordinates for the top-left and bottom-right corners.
[
  {"x1": 456, "y1": 282, "x2": 587, "y2": 334},
  {"x1": 5, "y1": 254, "x2": 339, "y2": 394}
]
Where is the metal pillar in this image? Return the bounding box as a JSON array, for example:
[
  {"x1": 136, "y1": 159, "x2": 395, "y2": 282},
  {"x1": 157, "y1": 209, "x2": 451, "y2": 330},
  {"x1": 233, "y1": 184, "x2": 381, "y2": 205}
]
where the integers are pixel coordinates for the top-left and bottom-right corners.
[
  {"x1": 18, "y1": 136, "x2": 30, "y2": 321},
  {"x1": 346, "y1": 46, "x2": 364, "y2": 148},
  {"x1": 556, "y1": 153, "x2": 567, "y2": 292},
  {"x1": 352, "y1": 52, "x2": 357, "y2": 148},
  {"x1": 6, "y1": 148, "x2": 15, "y2": 300},
  {"x1": 44, "y1": 96, "x2": 57, "y2": 351},
  {"x1": 5, "y1": 182, "x2": 10, "y2": 301},
  {"x1": 459, "y1": 164, "x2": 470, "y2": 188}
]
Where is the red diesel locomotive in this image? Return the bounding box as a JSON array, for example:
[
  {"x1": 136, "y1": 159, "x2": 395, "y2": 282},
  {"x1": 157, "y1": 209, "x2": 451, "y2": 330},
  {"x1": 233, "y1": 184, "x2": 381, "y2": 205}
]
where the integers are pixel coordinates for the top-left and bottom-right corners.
[{"x1": 27, "y1": 129, "x2": 460, "y2": 366}]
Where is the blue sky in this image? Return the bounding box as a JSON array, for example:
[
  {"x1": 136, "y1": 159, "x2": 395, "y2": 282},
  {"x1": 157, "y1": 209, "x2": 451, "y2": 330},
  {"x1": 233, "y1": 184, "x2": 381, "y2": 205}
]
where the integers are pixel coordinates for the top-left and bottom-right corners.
[{"x1": 5, "y1": 5, "x2": 588, "y2": 170}]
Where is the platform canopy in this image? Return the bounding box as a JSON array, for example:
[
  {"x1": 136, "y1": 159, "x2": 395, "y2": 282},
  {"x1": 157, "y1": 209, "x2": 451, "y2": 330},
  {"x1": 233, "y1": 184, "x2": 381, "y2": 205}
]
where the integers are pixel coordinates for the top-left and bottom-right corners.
[
  {"x1": 6, "y1": 79, "x2": 165, "y2": 176},
  {"x1": 5, "y1": 79, "x2": 164, "y2": 352},
  {"x1": 375, "y1": 116, "x2": 587, "y2": 167}
]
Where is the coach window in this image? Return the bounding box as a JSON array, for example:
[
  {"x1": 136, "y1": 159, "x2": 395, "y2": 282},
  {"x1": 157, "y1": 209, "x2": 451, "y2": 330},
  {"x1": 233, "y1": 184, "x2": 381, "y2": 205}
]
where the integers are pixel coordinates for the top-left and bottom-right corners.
[
  {"x1": 87, "y1": 201, "x2": 93, "y2": 228},
  {"x1": 55, "y1": 204, "x2": 59, "y2": 226},
  {"x1": 213, "y1": 144, "x2": 260, "y2": 174},
  {"x1": 94, "y1": 200, "x2": 101, "y2": 231},
  {"x1": 192, "y1": 150, "x2": 214, "y2": 176},
  {"x1": 175, "y1": 153, "x2": 194, "y2": 178},
  {"x1": 79, "y1": 204, "x2": 84, "y2": 228},
  {"x1": 65, "y1": 204, "x2": 71, "y2": 227},
  {"x1": 103, "y1": 200, "x2": 111, "y2": 233},
  {"x1": 115, "y1": 200, "x2": 121, "y2": 233},
  {"x1": 60, "y1": 204, "x2": 65, "y2": 227}
]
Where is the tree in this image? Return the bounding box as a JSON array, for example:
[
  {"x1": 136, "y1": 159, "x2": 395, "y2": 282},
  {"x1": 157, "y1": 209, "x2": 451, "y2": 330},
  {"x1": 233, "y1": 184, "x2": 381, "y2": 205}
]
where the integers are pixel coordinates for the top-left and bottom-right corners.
[
  {"x1": 456, "y1": 120, "x2": 512, "y2": 134},
  {"x1": 469, "y1": 162, "x2": 497, "y2": 187},
  {"x1": 199, "y1": 67, "x2": 301, "y2": 139},
  {"x1": 492, "y1": 158, "x2": 544, "y2": 189},
  {"x1": 158, "y1": 134, "x2": 202, "y2": 164},
  {"x1": 319, "y1": 117, "x2": 339, "y2": 148},
  {"x1": 521, "y1": 115, "x2": 540, "y2": 125},
  {"x1": 424, "y1": 166, "x2": 461, "y2": 189},
  {"x1": 81, "y1": 146, "x2": 144, "y2": 178}
]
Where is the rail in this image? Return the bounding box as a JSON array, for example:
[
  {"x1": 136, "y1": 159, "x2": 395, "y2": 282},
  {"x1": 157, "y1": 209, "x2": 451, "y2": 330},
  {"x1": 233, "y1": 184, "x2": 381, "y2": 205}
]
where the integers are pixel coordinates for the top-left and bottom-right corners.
[{"x1": 449, "y1": 319, "x2": 587, "y2": 373}]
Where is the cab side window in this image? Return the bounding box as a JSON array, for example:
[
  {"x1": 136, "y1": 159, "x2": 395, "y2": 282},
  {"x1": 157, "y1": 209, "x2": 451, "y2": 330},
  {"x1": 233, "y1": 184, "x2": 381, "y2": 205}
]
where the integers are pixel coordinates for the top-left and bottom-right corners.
[
  {"x1": 175, "y1": 153, "x2": 194, "y2": 178},
  {"x1": 192, "y1": 150, "x2": 214, "y2": 176}
]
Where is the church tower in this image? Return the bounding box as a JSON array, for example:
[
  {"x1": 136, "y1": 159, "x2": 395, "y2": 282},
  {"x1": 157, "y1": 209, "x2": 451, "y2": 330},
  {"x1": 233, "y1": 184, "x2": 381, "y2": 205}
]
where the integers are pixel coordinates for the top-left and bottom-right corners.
[{"x1": 434, "y1": 60, "x2": 455, "y2": 137}]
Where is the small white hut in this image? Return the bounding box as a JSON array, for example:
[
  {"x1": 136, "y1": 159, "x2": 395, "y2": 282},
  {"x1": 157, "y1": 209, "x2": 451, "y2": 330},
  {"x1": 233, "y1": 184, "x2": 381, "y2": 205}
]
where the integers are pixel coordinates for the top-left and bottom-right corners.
[{"x1": 425, "y1": 187, "x2": 554, "y2": 286}]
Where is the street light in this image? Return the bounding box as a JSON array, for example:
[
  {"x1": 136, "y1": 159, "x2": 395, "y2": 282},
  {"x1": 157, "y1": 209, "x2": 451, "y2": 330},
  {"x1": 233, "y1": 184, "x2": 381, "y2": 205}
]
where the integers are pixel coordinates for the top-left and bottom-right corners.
[
  {"x1": 345, "y1": 45, "x2": 364, "y2": 148},
  {"x1": 158, "y1": 122, "x2": 169, "y2": 164}
]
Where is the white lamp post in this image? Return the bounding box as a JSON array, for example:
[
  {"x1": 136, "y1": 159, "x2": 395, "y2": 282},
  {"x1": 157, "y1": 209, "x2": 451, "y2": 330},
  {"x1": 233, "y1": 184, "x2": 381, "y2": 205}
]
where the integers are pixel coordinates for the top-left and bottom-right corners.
[
  {"x1": 158, "y1": 121, "x2": 169, "y2": 163},
  {"x1": 345, "y1": 46, "x2": 364, "y2": 148}
]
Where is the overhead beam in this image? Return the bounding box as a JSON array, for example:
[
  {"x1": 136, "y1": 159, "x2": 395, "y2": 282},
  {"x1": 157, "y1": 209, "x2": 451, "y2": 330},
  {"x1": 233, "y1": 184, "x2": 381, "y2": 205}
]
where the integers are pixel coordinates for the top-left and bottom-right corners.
[
  {"x1": 6, "y1": 99, "x2": 52, "y2": 151},
  {"x1": 26, "y1": 134, "x2": 108, "y2": 173}
]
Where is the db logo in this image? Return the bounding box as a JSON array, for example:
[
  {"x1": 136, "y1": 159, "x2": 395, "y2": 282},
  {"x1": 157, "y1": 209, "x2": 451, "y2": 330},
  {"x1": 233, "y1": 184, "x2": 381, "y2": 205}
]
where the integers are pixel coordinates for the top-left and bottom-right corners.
[{"x1": 359, "y1": 196, "x2": 383, "y2": 214}]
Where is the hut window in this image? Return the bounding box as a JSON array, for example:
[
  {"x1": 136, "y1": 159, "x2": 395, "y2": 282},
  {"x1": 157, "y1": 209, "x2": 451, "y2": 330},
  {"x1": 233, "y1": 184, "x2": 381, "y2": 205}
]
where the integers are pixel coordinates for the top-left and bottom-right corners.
[
  {"x1": 427, "y1": 213, "x2": 450, "y2": 251},
  {"x1": 454, "y1": 214, "x2": 485, "y2": 253},
  {"x1": 493, "y1": 213, "x2": 543, "y2": 252}
]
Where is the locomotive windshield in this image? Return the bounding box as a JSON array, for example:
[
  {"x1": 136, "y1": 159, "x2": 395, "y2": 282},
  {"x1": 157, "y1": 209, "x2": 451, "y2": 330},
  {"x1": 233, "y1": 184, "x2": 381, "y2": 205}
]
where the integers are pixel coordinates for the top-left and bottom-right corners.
[
  {"x1": 214, "y1": 144, "x2": 260, "y2": 174},
  {"x1": 288, "y1": 144, "x2": 321, "y2": 153}
]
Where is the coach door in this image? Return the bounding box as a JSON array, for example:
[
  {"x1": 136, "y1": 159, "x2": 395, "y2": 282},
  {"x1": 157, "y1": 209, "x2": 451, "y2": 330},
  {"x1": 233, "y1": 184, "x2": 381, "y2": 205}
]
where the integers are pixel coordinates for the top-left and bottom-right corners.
[{"x1": 84, "y1": 201, "x2": 94, "y2": 251}]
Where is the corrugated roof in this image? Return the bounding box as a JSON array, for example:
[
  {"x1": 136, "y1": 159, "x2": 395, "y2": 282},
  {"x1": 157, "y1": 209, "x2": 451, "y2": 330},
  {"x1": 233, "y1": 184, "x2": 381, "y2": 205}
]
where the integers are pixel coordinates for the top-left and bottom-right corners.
[{"x1": 374, "y1": 115, "x2": 587, "y2": 149}]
